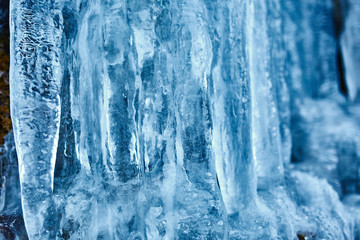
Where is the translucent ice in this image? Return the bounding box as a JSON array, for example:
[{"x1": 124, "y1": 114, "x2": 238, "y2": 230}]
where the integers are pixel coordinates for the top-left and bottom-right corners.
[
  {"x1": 6, "y1": 0, "x2": 360, "y2": 239},
  {"x1": 10, "y1": 0, "x2": 64, "y2": 238},
  {"x1": 340, "y1": 0, "x2": 360, "y2": 101}
]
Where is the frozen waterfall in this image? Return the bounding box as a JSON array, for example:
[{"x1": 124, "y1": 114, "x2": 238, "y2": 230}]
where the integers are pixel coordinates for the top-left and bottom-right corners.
[{"x1": 3, "y1": 0, "x2": 360, "y2": 239}]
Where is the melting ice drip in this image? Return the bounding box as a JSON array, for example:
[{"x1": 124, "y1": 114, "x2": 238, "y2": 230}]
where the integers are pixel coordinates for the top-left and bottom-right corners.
[{"x1": 7, "y1": 0, "x2": 360, "y2": 239}]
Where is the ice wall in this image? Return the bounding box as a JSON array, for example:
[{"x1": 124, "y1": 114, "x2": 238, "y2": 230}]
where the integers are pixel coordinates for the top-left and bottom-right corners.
[{"x1": 6, "y1": 0, "x2": 360, "y2": 239}]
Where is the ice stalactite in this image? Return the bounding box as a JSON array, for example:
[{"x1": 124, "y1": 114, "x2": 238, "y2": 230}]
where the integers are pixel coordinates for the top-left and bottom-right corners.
[{"x1": 10, "y1": 0, "x2": 64, "y2": 238}]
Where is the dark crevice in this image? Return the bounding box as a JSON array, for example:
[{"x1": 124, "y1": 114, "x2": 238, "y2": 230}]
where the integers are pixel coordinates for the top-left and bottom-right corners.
[
  {"x1": 333, "y1": 0, "x2": 349, "y2": 98},
  {"x1": 337, "y1": 48, "x2": 348, "y2": 97}
]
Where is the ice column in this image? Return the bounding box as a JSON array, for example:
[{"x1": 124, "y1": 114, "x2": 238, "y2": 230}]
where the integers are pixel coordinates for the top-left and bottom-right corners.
[
  {"x1": 130, "y1": 0, "x2": 225, "y2": 237},
  {"x1": 210, "y1": 0, "x2": 256, "y2": 215},
  {"x1": 341, "y1": 0, "x2": 360, "y2": 101},
  {"x1": 10, "y1": 0, "x2": 64, "y2": 238},
  {"x1": 101, "y1": 1, "x2": 139, "y2": 183},
  {"x1": 267, "y1": 0, "x2": 291, "y2": 167},
  {"x1": 127, "y1": 1, "x2": 177, "y2": 238},
  {"x1": 248, "y1": 0, "x2": 284, "y2": 189},
  {"x1": 69, "y1": 1, "x2": 142, "y2": 238},
  {"x1": 171, "y1": 0, "x2": 225, "y2": 238}
]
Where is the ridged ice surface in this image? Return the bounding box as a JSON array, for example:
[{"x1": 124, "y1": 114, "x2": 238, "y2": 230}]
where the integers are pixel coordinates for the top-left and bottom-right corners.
[
  {"x1": 341, "y1": 0, "x2": 360, "y2": 101},
  {"x1": 5, "y1": 0, "x2": 360, "y2": 239}
]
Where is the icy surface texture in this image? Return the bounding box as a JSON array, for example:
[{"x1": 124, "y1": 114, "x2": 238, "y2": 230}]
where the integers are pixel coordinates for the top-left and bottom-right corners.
[
  {"x1": 10, "y1": 0, "x2": 64, "y2": 238},
  {"x1": 340, "y1": 0, "x2": 360, "y2": 101},
  {"x1": 6, "y1": 0, "x2": 360, "y2": 239},
  {"x1": 0, "y1": 132, "x2": 28, "y2": 239}
]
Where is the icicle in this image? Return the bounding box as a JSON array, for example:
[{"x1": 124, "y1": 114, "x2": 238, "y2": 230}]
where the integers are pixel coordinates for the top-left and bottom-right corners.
[{"x1": 10, "y1": 0, "x2": 64, "y2": 238}]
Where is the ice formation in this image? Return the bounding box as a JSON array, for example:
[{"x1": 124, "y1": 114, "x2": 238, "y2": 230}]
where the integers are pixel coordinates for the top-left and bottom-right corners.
[{"x1": 1, "y1": 0, "x2": 360, "y2": 239}]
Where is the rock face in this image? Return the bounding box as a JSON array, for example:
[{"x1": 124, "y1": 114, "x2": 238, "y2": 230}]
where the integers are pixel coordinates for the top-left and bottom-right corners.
[
  {"x1": 2, "y1": 0, "x2": 360, "y2": 239},
  {"x1": 0, "y1": 0, "x2": 11, "y2": 145}
]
